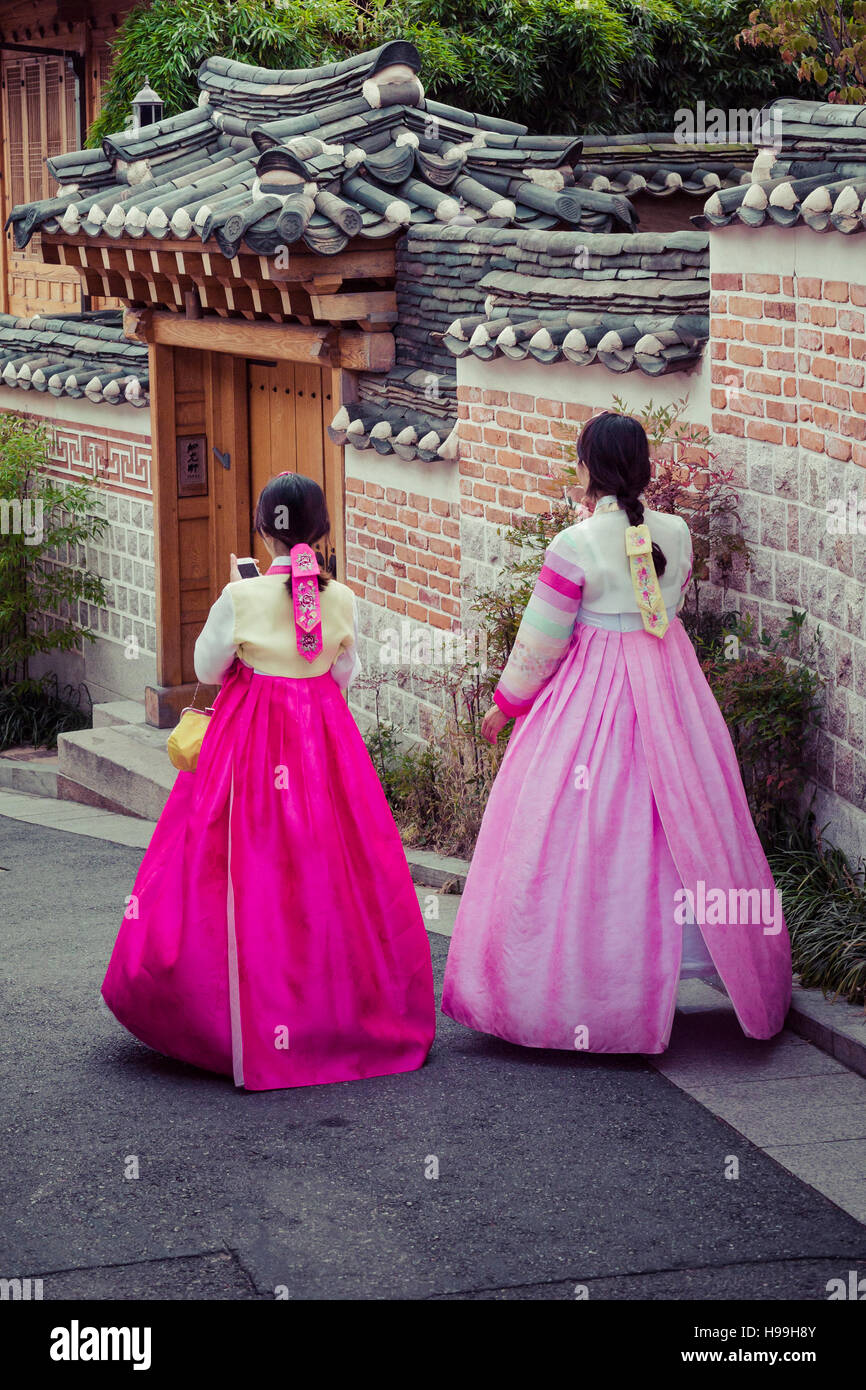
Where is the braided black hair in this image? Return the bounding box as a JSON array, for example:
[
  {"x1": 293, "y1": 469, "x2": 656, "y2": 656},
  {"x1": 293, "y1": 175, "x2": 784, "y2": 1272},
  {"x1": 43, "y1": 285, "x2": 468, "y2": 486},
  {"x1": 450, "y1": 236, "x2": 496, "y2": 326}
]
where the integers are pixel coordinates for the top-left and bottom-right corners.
[
  {"x1": 253, "y1": 473, "x2": 331, "y2": 597},
  {"x1": 576, "y1": 411, "x2": 667, "y2": 577}
]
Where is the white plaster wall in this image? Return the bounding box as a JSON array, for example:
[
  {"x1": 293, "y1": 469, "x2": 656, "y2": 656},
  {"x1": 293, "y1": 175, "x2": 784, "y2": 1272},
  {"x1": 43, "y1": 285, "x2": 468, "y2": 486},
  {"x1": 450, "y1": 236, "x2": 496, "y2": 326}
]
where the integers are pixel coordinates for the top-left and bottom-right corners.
[
  {"x1": 708, "y1": 223, "x2": 866, "y2": 282},
  {"x1": 0, "y1": 386, "x2": 150, "y2": 436},
  {"x1": 459, "y1": 353, "x2": 713, "y2": 425},
  {"x1": 344, "y1": 442, "x2": 460, "y2": 503}
]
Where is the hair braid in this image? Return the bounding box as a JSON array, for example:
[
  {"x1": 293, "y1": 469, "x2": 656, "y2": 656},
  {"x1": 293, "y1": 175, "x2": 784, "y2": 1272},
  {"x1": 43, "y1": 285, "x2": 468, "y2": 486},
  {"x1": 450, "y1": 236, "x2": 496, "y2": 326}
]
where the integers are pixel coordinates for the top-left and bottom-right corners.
[{"x1": 618, "y1": 488, "x2": 667, "y2": 577}]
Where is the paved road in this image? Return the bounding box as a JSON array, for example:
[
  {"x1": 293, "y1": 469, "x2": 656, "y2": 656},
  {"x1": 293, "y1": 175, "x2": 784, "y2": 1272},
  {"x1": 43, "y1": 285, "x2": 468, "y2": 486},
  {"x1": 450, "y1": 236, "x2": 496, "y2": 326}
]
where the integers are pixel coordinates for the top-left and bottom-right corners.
[{"x1": 2, "y1": 814, "x2": 865, "y2": 1301}]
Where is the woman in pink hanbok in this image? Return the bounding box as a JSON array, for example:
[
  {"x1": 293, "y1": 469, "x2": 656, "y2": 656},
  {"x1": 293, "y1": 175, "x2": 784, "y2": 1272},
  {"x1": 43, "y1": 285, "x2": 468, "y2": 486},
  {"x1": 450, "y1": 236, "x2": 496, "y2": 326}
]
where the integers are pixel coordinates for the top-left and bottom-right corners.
[
  {"x1": 102, "y1": 474, "x2": 435, "y2": 1091},
  {"x1": 442, "y1": 412, "x2": 791, "y2": 1054}
]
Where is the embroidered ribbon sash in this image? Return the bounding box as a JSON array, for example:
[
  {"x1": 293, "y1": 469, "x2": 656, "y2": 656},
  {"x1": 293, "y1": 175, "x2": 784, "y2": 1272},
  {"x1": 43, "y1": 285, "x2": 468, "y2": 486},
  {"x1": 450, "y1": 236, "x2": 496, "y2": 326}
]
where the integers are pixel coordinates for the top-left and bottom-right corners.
[
  {"x1": 290, "y1": 542, "x2": 323, "y2": 661},
  {"x1": 625, "y1": 523, "x2": 669, "y2": 639}
]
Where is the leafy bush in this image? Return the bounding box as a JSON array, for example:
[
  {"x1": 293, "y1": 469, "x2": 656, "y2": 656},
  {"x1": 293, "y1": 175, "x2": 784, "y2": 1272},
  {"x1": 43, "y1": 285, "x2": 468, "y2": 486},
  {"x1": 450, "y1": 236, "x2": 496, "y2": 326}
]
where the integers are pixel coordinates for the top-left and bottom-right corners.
[
  {"x1": 0, "y1": 675, "x2": 92, "y2": 751},
  {"x1": 0, "y1": 414, "x2": 107, "y2": 749},
  {"x1": 89, "y1": 0, "x2": 802, "y2": 144},
  {"x1": 701, "y1": 609, "x2": 825, "y2": 841},
  {"x1": 362, "y1": 662, "x2": 503, "y2": 858},
  {"x1": 767, "y1": 816, "x2": 866, "y2": 1006}
]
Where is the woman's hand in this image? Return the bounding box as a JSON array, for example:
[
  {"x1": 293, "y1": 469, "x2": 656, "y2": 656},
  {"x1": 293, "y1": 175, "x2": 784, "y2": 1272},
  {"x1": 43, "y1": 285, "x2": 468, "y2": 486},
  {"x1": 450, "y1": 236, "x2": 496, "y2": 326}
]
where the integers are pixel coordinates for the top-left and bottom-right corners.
[
  {"x1": 481, "y1": 704, "x2": 509, "y2": 745},
  {"x1": 229, "y1": 553, "x2": 242, "y2": 583}
]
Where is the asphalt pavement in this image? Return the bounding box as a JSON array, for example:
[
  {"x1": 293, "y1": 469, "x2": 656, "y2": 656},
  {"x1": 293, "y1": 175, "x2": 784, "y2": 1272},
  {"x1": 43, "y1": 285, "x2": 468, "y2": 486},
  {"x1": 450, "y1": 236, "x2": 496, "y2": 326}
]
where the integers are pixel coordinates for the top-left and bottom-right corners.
[{"x1": 2, "y1": 813, "x2": 865, "y2": 1300}]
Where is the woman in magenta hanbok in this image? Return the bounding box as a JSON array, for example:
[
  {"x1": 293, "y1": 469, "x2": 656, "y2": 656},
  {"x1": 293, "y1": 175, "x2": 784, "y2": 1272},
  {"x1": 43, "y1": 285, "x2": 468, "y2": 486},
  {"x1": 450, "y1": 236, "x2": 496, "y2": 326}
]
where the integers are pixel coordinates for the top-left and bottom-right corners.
[
  {"x1": 442, "y1": 412, "x2": 791, "y2": 1054},
  {"x1": 102, "y1": 474, "x2": 435, "y2": 1091}
]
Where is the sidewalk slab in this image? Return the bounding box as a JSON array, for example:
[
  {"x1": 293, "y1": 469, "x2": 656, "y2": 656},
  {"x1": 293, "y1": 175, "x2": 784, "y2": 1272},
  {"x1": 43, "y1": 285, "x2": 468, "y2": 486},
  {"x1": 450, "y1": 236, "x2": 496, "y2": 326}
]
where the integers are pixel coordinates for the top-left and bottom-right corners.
[
  {"x1": 0, "y1": 788, "x2": 156, "y2": 849},
  {"x1": 405, "y1": 848, "x2": 469, "y2": 892},
  {"x1": 0, "y1": 749, "x2": 59, "y2": 798}
]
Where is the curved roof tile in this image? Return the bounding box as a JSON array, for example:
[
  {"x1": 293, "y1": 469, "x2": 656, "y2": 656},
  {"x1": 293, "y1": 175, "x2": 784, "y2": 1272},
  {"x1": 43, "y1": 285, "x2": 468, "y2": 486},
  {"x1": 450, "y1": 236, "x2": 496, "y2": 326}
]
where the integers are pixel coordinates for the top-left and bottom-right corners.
[{"x1": 0, "y1": 312, "x2": 149, "y2": 406}]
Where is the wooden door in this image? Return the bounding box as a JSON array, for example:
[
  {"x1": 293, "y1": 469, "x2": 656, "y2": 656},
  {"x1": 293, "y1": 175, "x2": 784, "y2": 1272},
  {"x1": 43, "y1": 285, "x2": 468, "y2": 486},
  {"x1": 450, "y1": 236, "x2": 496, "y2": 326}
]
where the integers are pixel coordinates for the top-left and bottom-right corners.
[
  {"x1": 246, "y1": 359, "x2": 342, "y2": 575},
  {"x1": 150, "y1": 343, "x2": 345, "y2": 691}
]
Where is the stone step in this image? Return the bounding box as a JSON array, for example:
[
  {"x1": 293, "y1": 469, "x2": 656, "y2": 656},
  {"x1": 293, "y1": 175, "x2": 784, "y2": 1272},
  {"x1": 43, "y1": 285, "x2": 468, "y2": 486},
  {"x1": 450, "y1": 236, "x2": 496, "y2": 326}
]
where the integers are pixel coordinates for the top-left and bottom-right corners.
[
  {"x1": 57, "y1": 722, "x2": 174, "y2": 821},
  {"x1": 0, "y1": 748, "x2": 59, "y2": 798},
  {"x1": 92, "y1": 700, "x2": 148, "y2": 729}
]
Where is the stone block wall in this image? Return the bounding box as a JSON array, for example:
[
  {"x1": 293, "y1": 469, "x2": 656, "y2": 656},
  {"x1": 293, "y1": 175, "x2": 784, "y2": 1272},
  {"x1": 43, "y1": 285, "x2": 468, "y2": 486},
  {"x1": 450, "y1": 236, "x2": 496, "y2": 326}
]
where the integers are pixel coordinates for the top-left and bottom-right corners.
[
  {"x1": 0, "y1": 391, "x2": 157, "y2": 704},
  {"x1": 709, "y1": 227, "x2": 866, "y2": 863}
]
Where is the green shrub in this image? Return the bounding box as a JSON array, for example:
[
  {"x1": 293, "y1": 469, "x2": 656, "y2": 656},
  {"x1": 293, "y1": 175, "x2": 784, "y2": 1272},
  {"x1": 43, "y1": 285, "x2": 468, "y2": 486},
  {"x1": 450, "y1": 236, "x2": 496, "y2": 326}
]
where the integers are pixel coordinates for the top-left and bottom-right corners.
[
  {"x1": 0, "y1": 414, "x2": 107, "y2": 748},
  {"x1": 767, "y1": 816, "x2": 866, "y2": 1007},
  {"x1": 0, "y1": 675, "x2": 92, "y2": 751},
  {"x1": 700, "y1": 609, "x2": 825, "y2": 842},
  {"x1": 89, "y1": 0, "x2": 803, "y2": 145}
]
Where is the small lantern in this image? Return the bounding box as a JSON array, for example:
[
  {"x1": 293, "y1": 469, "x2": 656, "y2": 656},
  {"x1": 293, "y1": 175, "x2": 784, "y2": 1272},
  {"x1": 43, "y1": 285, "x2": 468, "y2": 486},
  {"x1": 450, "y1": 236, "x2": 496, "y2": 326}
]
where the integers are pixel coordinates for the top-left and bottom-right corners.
[{"x1": 132, "y1": 78, "x2": 163, "y2": 132}]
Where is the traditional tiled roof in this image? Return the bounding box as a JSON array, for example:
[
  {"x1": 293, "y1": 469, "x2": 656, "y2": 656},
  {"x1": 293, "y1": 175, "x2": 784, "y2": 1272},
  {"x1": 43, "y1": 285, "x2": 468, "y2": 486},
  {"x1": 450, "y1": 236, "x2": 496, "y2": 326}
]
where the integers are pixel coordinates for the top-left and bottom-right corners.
[
  {"x1": 442, "y1": 310, "x2": 708, "y2": 375},
  {"x1": 330, "y1": 224, "x2": 709, "y2": 455},
  {"x1": 327, "y1": 392, "x2": 459, "y2": 460},
  {"x1": 5, "y1": 40, "x2": 752, "y2": 456},
  {"x1": 0, "y1": 311, "x2": 149, "y2": 405},
  {"x1": 575, "y1": 133, "x2": 751, "y2": 201},
  {"x1": 8, "y1": 40, "x2": 753, "y2": 260},
  {"x1": 693, "y1": 98, "x2": 866, "y2": 233}
]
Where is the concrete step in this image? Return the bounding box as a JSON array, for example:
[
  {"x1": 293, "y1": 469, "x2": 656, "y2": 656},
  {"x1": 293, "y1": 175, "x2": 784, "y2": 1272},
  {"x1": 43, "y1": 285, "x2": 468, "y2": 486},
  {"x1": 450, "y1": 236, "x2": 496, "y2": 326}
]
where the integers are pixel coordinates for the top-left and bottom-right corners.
[
  {"x1": 57, "y1": 722, "x2": 174, "y2": 821},
  {"x1": 92, "y1": 700, "x2": 148, "y2": 729},
  {"x1": 0, "y1": 748, "x2": 59, "y2": 798}
]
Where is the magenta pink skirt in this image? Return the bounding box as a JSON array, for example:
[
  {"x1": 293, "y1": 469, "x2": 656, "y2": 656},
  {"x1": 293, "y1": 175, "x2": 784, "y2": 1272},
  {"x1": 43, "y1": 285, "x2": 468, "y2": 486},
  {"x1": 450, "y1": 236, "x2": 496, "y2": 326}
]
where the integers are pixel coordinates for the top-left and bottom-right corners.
[{"x1": 102, "y1": 662, "x2": 435, "y2": 1090}]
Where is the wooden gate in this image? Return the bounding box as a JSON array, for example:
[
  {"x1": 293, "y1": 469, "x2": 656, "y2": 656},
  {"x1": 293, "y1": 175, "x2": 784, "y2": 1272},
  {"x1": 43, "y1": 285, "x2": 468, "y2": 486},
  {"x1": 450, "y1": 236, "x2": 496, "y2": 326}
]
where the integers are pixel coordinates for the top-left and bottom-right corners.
[
  {"x1": 149, "y1": 343, "x2": 345, "y2": 693},
  {"x1": 246, "y1": 358, "x2": 340, "y2": 574}
]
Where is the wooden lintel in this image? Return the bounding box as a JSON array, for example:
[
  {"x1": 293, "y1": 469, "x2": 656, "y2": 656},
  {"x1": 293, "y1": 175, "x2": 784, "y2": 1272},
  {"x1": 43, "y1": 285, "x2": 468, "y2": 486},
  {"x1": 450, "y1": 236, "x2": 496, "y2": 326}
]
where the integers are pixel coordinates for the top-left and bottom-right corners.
[
  {"x1": 124, "y1": 307, "x2": 394, "y2": 371},
  {"x1": 127, "y1": 309, "x2": 331, "y2": 361}
]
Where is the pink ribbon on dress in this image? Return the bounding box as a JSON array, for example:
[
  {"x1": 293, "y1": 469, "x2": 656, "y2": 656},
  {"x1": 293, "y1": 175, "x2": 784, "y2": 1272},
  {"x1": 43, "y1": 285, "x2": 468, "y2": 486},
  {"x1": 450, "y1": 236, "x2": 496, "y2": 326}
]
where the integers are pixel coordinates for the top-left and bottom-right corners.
[{"x1": 290, "y1": 542, "x2": 323, "y2": 662}]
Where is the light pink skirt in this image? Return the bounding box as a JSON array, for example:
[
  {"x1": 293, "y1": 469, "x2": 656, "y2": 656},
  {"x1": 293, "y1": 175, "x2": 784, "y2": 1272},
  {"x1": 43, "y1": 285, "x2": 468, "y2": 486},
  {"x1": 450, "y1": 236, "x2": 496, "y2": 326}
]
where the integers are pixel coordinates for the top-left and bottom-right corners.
[{"x1": 442, "y1": 619, "x2": 791, "y2": 1054}]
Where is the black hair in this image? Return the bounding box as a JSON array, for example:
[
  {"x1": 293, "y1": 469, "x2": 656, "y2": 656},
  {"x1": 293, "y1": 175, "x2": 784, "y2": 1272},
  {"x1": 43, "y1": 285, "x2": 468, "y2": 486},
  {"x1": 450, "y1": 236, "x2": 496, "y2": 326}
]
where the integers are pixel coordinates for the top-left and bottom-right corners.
[
  {"x1": 253, "y1": 473, "x2": 331, "y2": 594},
  {"x1": 576, "y1": 411, "x2": 667, "y2": 577}
]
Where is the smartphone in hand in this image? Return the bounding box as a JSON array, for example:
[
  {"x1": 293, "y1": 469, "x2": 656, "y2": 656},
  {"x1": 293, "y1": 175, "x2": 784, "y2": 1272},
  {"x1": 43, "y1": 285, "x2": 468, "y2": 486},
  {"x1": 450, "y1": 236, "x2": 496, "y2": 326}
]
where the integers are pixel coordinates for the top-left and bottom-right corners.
[{"x1": 235, "y1": 557, "x2": 260, "y2": 579}]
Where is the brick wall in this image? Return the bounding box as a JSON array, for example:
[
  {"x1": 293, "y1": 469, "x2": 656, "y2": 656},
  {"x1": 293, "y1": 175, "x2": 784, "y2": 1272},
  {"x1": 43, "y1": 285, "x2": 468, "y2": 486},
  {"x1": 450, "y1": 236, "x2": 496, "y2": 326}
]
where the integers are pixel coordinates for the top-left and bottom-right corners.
[
  {"x1": 458, "y1": 384, "x2": 588, "y2": 598},
  {"x1": 344, "y1": 446, "x2": 464, "y2": 737},
  {"x1": 345, "y1": 475, "x2": 461, "y2": 630},
  {"x1": 710, "y1": 270, "x2": 866, "y2": 461}
]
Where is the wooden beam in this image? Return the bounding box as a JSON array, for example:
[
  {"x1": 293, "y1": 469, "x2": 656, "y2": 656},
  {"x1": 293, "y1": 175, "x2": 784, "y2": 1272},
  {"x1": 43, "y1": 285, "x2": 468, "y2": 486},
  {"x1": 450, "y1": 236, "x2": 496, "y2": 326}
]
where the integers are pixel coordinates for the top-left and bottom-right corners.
[
  {"x1": 124, "y1": 308, "x2": 394, "y2": 370},
  {"x1": 302, "y1": 276, "x2": 343, "y2": 296},
  {"x1": 337, "y1": 329, "x2": 395, "y2": 372},
  {"x1": 0, "y1": 61, "x2": 10, "y2": 314},
  {"x1": 149, "y1": 341, "x2": 183, "y2": 688},
  {"x1": 324, "y1": 364, "x2": 354, "y2": 584},
  {"x1": 129, "y1": 309, "x2": 332, "y2": 362},
  {"x1": 40, "y1": 232, "x2": 397, "y2": 285},
  {"x1": 306, "y1": 289, "x2": 397, "y2": 322}
]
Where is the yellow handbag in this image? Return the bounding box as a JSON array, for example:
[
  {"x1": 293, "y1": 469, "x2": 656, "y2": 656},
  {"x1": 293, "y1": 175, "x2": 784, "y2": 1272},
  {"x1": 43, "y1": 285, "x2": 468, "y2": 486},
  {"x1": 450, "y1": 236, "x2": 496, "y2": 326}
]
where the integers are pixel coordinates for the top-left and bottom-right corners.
[{"x1": 166, "y1": 687, "x2": 215, "y2": 771}]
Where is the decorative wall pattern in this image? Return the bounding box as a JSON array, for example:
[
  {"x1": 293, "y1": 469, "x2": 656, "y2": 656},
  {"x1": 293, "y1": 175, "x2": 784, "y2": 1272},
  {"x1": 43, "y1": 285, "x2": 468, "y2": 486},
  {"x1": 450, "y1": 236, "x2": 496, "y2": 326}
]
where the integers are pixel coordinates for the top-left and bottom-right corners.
[{"x1": 46, "y1": 422, "x2": 152, "y2": 497}]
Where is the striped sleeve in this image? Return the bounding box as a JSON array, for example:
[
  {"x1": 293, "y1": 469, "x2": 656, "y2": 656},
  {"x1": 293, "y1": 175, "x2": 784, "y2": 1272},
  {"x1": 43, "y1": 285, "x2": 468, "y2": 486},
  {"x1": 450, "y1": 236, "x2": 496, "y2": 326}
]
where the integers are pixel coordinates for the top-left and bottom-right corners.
[{"x1": 494, "y1": 528, "x2": 585, "y2": 719}]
